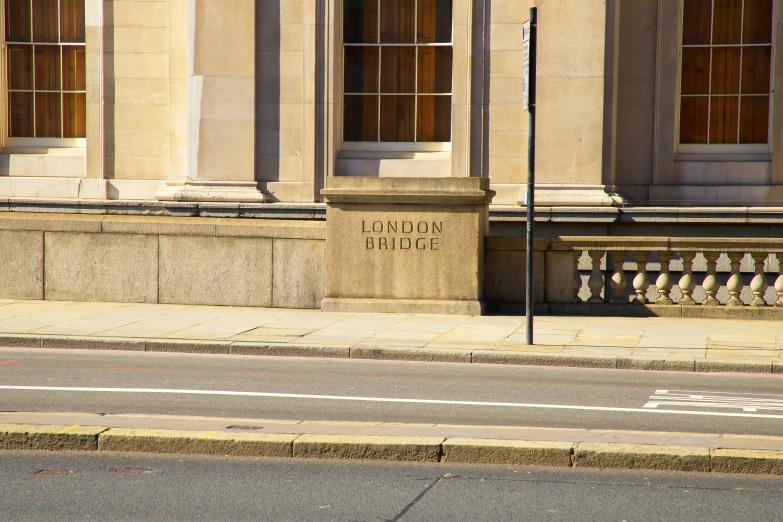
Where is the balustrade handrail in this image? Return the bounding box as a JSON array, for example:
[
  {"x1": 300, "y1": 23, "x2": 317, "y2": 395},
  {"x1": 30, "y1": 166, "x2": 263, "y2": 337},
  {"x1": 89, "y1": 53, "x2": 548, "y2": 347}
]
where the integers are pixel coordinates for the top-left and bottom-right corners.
[
  {"x1": 550, "y1": 237, "x2": 783, "y2": 253},
  {"x1": 542, "y1": 236, "x2": 783, "y2": 307}
]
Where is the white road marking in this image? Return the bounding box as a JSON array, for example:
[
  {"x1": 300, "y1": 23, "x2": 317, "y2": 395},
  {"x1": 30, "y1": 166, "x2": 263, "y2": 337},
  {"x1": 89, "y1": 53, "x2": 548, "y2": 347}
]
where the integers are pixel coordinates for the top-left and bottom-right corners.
[
  {"x1": 644, "y1": 389, "x2": 783, "y2": 413},
  {"x1": 1, "y1": 385, "x2": 783, "y2": 420}
]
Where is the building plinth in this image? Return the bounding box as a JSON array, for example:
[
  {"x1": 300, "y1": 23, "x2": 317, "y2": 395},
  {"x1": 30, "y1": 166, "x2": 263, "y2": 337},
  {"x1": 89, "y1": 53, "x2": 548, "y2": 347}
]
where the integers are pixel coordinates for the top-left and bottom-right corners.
[{"x1": 321, "y1": 178, "x2": 495, "y2": 315}]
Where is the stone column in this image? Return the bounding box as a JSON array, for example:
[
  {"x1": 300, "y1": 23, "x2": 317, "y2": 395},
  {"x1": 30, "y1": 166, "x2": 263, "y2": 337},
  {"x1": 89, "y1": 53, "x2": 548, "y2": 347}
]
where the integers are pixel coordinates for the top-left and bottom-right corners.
[
  {"x1": 518, "y1": 0, "x2": 622, "y2": 207},
  {"x1": 156, "y1": 0, "x2": 264, "y2": 202}
]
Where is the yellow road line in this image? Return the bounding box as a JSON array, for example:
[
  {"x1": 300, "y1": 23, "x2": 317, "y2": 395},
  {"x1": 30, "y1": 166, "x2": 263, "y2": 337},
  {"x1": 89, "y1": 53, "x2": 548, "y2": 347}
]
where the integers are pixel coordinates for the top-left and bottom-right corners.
[
  {"x1": 57, "y1": 424, "x2": 80, "y2": 434},
  {"x1": 199, "y1": 430, "x2": 219, "y2": 439}
]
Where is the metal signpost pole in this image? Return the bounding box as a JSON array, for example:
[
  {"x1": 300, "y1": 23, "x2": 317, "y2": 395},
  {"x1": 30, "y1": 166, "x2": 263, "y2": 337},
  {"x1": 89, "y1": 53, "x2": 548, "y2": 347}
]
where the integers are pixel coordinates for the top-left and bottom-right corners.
[{"x1": 524, "y1": 8, "x2": 537, "y2": 346}]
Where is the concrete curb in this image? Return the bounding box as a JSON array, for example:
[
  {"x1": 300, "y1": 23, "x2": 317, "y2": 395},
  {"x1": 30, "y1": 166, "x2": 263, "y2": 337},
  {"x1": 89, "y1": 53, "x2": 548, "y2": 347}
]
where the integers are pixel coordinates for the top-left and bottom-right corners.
[
  {"x1": 573, "y1": 443, "x2": 712, "y2": 472},
  {"x1": 2, "y1": 423, "x2": 782, "y2": 475},
  {"x1": 1, "y1": 333, "x2": 780, "y2": 375}
]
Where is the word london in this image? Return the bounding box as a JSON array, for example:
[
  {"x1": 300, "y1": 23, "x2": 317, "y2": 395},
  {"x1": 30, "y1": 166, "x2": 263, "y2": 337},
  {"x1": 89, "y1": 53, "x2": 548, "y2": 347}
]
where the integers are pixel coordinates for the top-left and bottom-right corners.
[{"x1": 361, "y1": 220, "x2": 443, "y2": 251}]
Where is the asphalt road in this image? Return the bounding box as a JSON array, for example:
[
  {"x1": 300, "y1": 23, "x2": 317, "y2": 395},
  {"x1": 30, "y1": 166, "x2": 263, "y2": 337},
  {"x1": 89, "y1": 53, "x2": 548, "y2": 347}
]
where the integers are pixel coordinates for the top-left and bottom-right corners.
[
  {"x1": 0, "y1": 348, "x2": 782, "y2": 435},
  {"x1": 2, "y1": 451, "x2": 783, "y2": 521}
]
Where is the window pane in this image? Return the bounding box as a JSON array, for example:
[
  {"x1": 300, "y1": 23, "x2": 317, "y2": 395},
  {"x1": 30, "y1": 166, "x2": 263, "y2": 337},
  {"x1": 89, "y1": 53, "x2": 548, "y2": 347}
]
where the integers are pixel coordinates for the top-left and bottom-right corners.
[
  {"x1": 345, "y1": 47, "x2": 379, "y2": 94},
  {"x1": 62, "y1": 46, "x2": 85, "y2": 91},
  {"x1": 712, "y1": 0, "x2": 742, "y2": 45},
  {"x1": 344, "y1": 95, "x2": 378, "y2": 141},
  {"x1": 60, "y1": 0, "x2": 85, "y2": 43},
  {"x1": 63, "y1": 92, "x2": 85, "y2": 137},
  {"x1": 35, "y1": 45, "x2": 61, "y2": 90},
  {"x1": 380, "y1": 0, "x2": 414, "y2": 43},
  {"x1": 418, "y1": 47, "x2": 452, "y2": 93},
  {"x1": 6, "y1": 0, "x2": 31, "y2": 42},
  {"x1": 344, "y1": 0, "x2": 377, "y2": 44},
  {"x1": 8, "y1": 44, "x2": 33, "y2": 90},
  {"x1": 380, "y1": 47, "x2": 415, "y2": 93},
  {"x1": 739, "y1": 96, "x2": 769, "y2": 143},
  {"x1": 680, "y1": 96, "x2": 709, "y2": 143},
  {"x1": 741, "y1": 46, "x2": 771, "y2": 95},
  {"x1": 35, "y1": 92, "x2": 62, "y2": 137},
  {"x1": 682, "y1": 0, "x2": 712, "y2": 45},
  {"x1": 417, "y1": 0, "x2": 451, "y2": 44},
  {"x1": 33, "y1": 0, "x2": 59, "y2": 42},
  {"x1": 417, "y1": 95, "x2": 450, "y2": 142},
  {"x1": 380, "y1": 95, "x2": 414, "y2": 141},
  {"x1": 9, "y1": 92, "x2": 33, "y2": 137},
  {"x1": 709, "y1": 95, "x2": 739, "y2": 143},
  {"x1": 743, "y1": 0, "x2": 773, "y2": 44},
  {"x1": 711, "y1": 47, "x2": 741, "y2": 94},
  {"x1": 681, "y1": 48, "x2": 710, "y2": 95}
]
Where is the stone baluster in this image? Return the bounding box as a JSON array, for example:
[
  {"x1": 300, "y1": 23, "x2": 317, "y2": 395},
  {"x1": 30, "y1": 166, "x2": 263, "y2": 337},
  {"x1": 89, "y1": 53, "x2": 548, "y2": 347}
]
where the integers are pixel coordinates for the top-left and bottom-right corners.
[
  {"x1": 775, "y1": 253, "x2": 783, "y2": 307},
  {"x1": 632, "y1": 251, "x2": 650, "y2": 304},
  {"x1": 678, "y1": 251, "x2": 696, "y2": 305},
  {"x1": 725, "y1": 252, "x2": 744, "y2": 307},
  {"x1": 655, "y1": 252, "x2": 674, "y2": 305},
  {"x1": 749, "y1": 253, "x2": 769, "y2": 307},
  {"x1": 609, "y1": 251, "x2": 627, "y2": 304},
  {"x1": 702, "y1": 252, "x2": 720, "y2": 306},
  {"x1": 587, "y1": 250, "x2": 604, "y2": 304},
  {"x1": 573, "y1": 250, "x2": 583, "y2": 303}
]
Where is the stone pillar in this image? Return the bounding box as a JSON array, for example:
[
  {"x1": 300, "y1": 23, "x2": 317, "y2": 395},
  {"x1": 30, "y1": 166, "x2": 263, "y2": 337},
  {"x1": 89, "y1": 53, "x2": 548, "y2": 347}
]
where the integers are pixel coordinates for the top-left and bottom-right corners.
[
  {"x1": 156, "y1": 0, "x2": 264, "y2": 202},
  {"x1": 518, "y1": 0, "x2": 622, "y2": 207},
  {"x1": 321, "y1": 178, "x2": 495, "y2": 315}
]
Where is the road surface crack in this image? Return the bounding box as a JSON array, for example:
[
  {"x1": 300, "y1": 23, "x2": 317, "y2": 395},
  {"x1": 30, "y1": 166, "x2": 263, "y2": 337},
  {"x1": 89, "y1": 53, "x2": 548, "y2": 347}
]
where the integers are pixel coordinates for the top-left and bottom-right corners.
[{"x1": 390, "y1": 474, "x2": 448, "y2": 521}]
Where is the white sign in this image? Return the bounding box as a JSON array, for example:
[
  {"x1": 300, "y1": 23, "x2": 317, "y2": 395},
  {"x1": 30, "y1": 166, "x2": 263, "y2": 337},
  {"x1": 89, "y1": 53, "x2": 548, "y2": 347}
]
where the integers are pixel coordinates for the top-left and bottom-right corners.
[{"x1": 522, "y1": 19, "x2": 531, "y2": 112}]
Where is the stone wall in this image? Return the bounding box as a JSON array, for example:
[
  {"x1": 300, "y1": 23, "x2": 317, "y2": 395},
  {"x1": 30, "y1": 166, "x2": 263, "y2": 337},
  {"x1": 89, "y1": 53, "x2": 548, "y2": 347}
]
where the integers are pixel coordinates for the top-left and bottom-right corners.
[{"x1": 0, "y1": 213, "x2": 325, "y2": 308}]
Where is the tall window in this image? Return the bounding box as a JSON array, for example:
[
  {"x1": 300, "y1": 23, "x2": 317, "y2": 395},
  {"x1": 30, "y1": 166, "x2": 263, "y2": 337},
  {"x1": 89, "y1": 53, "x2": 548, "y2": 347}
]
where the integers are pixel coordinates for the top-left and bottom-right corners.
[
  {"x1": 343, "y1": 0, "x2": 452, "y2": 145},
  {"x1": 5, "y1": 0, "x2": 86, "y2": 139},
  {"x1": 679, "y1": 0, "x2": 773, "y2": 145}
]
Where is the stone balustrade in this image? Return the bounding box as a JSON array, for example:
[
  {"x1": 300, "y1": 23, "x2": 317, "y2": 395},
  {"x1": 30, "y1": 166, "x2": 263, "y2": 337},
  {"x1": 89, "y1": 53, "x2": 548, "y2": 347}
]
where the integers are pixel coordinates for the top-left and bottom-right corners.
[{"x1": 552, "y1": 238, "x2": 783, "y2": 307}]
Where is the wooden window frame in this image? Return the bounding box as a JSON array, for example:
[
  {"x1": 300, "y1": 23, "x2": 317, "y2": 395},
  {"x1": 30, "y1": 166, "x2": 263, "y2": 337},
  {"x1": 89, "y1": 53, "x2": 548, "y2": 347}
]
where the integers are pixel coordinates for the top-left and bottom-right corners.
[
  {"x1": 340, "y1": 0, "x2": 454, "y2": 154},
  {"x1": 1, "y1": 0, "x2": 86, "y2": 150},
  {"x1": 675, "y1": 0, "x2": 776, "y2": 155}
]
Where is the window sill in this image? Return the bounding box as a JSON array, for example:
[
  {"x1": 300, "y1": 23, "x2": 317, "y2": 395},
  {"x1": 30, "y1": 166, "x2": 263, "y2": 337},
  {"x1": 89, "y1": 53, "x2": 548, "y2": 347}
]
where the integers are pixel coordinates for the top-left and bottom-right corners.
[
  {"x1": 675, "y1": 153, "x2": 772, "y2": 163},
  {"x1": 336, "y1": 152, "x2": 451, "y2": 178}
]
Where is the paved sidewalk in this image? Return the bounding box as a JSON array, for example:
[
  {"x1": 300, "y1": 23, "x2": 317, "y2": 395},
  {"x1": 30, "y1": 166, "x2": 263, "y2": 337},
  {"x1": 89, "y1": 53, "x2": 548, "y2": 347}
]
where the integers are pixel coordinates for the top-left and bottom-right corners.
[{"x1": 0, "y1": 299, "x2": 781, "y2": 373}]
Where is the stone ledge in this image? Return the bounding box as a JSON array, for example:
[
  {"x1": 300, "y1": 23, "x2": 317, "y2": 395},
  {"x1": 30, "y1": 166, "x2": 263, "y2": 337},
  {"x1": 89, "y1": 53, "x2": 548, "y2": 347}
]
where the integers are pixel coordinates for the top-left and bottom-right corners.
[
  {"x1": 0, "y1": 212, "x2": 326, "y2": 239},
  {"x1": 9, "y1": 200, "x2": 783, "y2": 226},
  {"x1": 322, "y1": 177, "x2": 494, "y2": 206},
  {"x1": 2, "y1": 199, "x2": 327, "y2": 219}
]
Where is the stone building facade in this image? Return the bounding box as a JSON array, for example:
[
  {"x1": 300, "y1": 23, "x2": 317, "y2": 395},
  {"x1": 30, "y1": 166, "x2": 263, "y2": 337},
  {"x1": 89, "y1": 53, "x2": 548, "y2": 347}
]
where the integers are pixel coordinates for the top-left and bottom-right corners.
[{"x1": 1, "y1": 0, "x2": 782, "y2": 312}]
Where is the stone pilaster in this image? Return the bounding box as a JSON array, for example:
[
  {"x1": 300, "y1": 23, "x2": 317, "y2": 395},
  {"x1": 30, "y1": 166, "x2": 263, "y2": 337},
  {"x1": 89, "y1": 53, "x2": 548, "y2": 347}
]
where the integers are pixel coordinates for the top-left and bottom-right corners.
[
  {"x1": 157, "y1": 0, "x2": 263, "y2": 202},
  {"x1": 518, "y1": 0, "x2": 622, "y2": 207}
]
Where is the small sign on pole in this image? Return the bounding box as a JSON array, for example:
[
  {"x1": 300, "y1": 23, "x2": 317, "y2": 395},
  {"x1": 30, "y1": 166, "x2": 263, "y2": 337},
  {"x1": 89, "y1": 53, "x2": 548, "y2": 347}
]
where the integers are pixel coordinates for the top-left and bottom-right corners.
[{"x1": 522, "y1": 19, "x2": 531, "y2": 112}]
